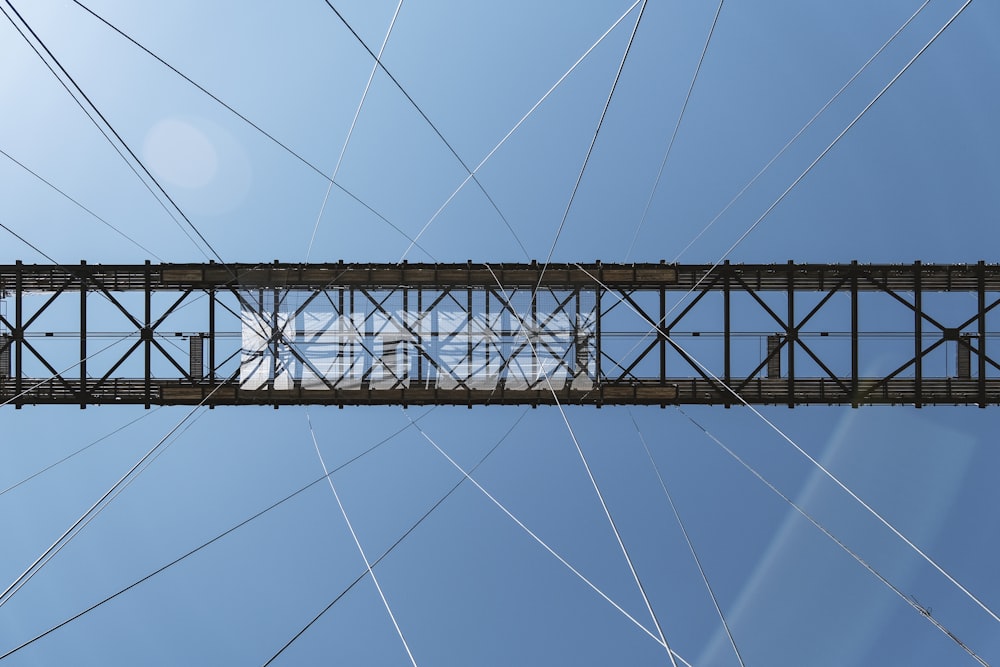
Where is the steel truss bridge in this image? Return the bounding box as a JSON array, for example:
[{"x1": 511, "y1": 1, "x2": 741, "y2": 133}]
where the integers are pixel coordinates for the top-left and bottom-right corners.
[{"x1": 0, "y1": 261, "x2": 998, "y2": 408}]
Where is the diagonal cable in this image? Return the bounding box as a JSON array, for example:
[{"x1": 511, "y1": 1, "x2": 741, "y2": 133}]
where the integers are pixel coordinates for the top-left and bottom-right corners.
[
  {"x1": 403, "y1": 410, "x2": 689, "y2": 663},
  {"x1": 669, "y1": 0, "x2": 931, "y2": 263},
  {"x1": 629, "y1": 410, "x2": 746, "y2": 667},
  {"x1": 676, "y1": 406, "x2": 990, "y2": 667},
  {"x1": 261, "y1": 409, "x2": 525, "y2": 666},
  {"x1": 625, "y1": 0, "x2": 724, "y2": 260},
  {"x1": 67, "y1": 0, "x2": 430, "y2": 256},
  {"x1": 306, "y1": 410, "x2": 418, "y2": 667},
  {"x1": 399, "y1": 0, "x2": 644, "y2": 261},
  {"x1": 305, "y1": 0, "x2": 405, "y2": 262},
  {"x1": 3, "y1": 0, "x2": 222, "y2": 262},
  {"x1": 0, "y1": 147, "x2": 163, "y2": 259},
  {"x1": 0, "y1": 408, "x2": 450, "y2": 660},
  {"x1": 321, "y1": 0, "x2": 526, "y2": 260}
]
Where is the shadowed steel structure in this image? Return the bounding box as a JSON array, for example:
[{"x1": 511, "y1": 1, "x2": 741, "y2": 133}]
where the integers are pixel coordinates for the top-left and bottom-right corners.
[{"x1": 0, "y1": 260, "x2": 998, "y2": 408}]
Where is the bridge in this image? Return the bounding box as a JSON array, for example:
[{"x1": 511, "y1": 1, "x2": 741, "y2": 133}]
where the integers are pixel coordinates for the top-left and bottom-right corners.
[{"x1": 1, "y1": 260, "x2": 997, "y2": 408}]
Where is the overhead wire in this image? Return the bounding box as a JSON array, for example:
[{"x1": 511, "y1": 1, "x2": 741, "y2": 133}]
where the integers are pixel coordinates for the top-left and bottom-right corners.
[
  {"x1": 578, "y1": 0, "x2": 973, "y2": 393},
  {"x1": 262, "y1": 408, "x2": 527, "y2": 666},
  {"x1": 320, "y1": 0, "x2": 527, "y2": 261},
  {"x1": 624, "y1": 0, "x2": 724, "y2": 261},
  {"x1": 668, "y1": 0, "x2": 932, "y2": 264},
  {"x1": 668, "y1": 0, "x2": 974, "y2": 301},
  {"x1": 66, "y1": 0, "x2": 432, "y2": 259},
  {"x1": 0, "y1": 408, "x2": 447, "y2": 661},
  {"x1": 306, "y1": 410, "x2": 418, "y2": 667},
  {"x1": 305, "y1": 0, "x2": 406, "y2": 262},
  {"x1": 628, "y1": 410, "x2": 746, "y2": 667},
  {"x1": 399, "y1": 0, "x2": 645, "y2": 262},
  {"x1": 0, "y1": 1, "x2": 216, "y2": 261},
  {"x1": 0, "y1": 147, "x2": 163, "y2": 260},
  {"x1": 0, "y1": 407, "x2": 163, "y2": 498},
  {"x1": 403, "y1": 410, "x2": 689, "y2": 666},
  {"x1": 674, "y1": 406, "x2": 991, "y2": 667},
  {"x1": 0, "y1": 406, "x2": 209, "y2": 610},
  {"x1": 0, "y1": 370, "x2": 235, "y2": 609}
]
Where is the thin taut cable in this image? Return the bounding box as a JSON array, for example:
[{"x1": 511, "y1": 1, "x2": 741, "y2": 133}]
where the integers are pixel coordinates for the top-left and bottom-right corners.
[
  {"x1": 398, "y1": 0, "x2": 644, "y2": 261},
  {"x1": 306, "y1": 411, "x2": 418, "y2": 667},
  {"x1": 625, "y1": 0, "x2": 724, "y2": 261},
  {"x1": 629, "y1": 410, "x2": 746, "y2": 667},
  {"x1": 404, "y1": 411, "x2": 688, "y2": 664},
  {"x1": 676, "y1": 406, "x2": 990, "y2": 667},
  {"x1": 668, "y1": 0, "x2": 931, "y2": 264},
  {"x1": 321, "y1": 0, "x2": 525, "y2": 260},
  {"x1": 305, "y1": 0, "x2": 405, "y2": 261}
]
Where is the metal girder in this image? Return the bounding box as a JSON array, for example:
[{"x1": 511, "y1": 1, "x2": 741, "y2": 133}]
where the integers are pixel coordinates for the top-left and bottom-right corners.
[{"x1": 0, "y1": 260, "x2": 998, "y2": 408}]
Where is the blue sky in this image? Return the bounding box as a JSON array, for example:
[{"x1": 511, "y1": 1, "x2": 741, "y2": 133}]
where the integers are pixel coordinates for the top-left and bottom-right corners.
[{"x1": 1, "y1": 1, "x2": 1000, "y2": 665}]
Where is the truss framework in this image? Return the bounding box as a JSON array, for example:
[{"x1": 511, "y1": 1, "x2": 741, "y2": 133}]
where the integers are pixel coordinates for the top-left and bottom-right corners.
[{"x1": 0, "y1": 261, "x2": 997, "y2": 407}]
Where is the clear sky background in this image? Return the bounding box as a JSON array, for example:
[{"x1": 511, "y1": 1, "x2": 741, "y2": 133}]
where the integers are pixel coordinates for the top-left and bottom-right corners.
[{"x1": 1, "y1": 1, "x2": 999, "y2": 665}]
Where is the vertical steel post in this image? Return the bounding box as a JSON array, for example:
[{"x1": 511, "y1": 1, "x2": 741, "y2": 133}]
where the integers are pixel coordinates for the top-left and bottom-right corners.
[
  {"x1": 787, "y1": 260, "x2": 795, "y2": 408},
  {"x1": 914, "y1": 261, "x2": 922, "y2": 408},
  {"x1": 659, "y1": 282, "x2": 666, "y2": 385},
  {"x1": 978, "y1": 260, "x2": 987, "y2": 407},
  {"x1": 14, "y1": 260, "x2": 22, "y2": 407},
  {"x1": 80, "y1": 261, "x2": 87, "y2": 409},
  {"x1": 595, "y1": 264, "x2": 602, "y2": 395},
  {"x1": 144, "y1": 260, "x2": 151, "y2": 408},
  {"x1": 209, "y1": 285, "x2": 216, "y2": 385},
  {"x1": 723, "y1": 261, "x2": 731, "y2": 403},
  {"x1": 851, "y1": 261, "x2": 859, "y2": 407}
]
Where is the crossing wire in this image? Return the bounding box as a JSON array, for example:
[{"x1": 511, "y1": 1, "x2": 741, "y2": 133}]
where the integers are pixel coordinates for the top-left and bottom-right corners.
[
  {"x1": 0, "y1": 408, "x2": 445, "y2": 660},
  {"x1": 399, "y1": 0, "x2": 645, "y2": 262},
  {"x1": 305, "y1": 0, "x2": 407, "y2": 262},
  {"x1": 261, "y1": 409, "x2": 526, "y2": 666},
  {"x1": 628, "y1": 410, "x2": 747, "y2": 667},
  {"x1": 535, "y1": 0, "x2": 649, "y2": 294},
  {"x1": 624, "y1": 0, "x2": 725, "y2": 261},
  {"x1": 1, "y1": 0, "x2": 219, "y2": 262},
  {"x1": 321, "y1": 0, "x2": 528, "y2": 261},
  {"x1": 675, "y1": 406, "x2": 990, "y2": 667},
  {"x1": 306, "y1": 411, "x2": 419, "y2": 667},
  {"x1": 0, "y1": 147, "x2": 163, "y2": 260},
  {"x1": 404, "y1": 411, "x2": 690, "y2": 667},
  {"x1": 67, "y1": 0, "x2": 434, "y2": 259},
  {"x1": 668, "y1": 0, "x2": 932, "y2": 263},
  {"x1": 0, "y1": 368, "x2": 236, "y2": 609}
]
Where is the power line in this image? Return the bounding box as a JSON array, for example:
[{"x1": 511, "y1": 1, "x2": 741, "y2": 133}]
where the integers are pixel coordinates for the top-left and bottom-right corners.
[
  {"x1": 0, "y1": 147, "x2": 163, "y2": 259},
  {"x1": 629, "y1": 410, "x2": 747, "y2": 667},
  {"x1": 306, "y1": 411, "x2": 419, "y2": 667},
  {"x1": 67, "y1": 0, "x2": 431, "y2": 258},
  {"x1": 399, "y1": 0, "x2": 645, "y2": 262},
  {"x1": 2, "y1": 0, "x2": 219, "y2": 262},
  {"x1": 264, "y1": 409, "x2": 525, "y2": 666},
  {"x1": 625, "y1": 0, "x2": 725, "y2": 261},
  {"x1": 320, "y1": 0, "x2": 526, "y2": 261},
  {"x1": 668, "y1": 0, "x2": 931, "y2": 263},
  {"x1": 675, "y1": 406, "x2": 990, "y2": 667}
]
